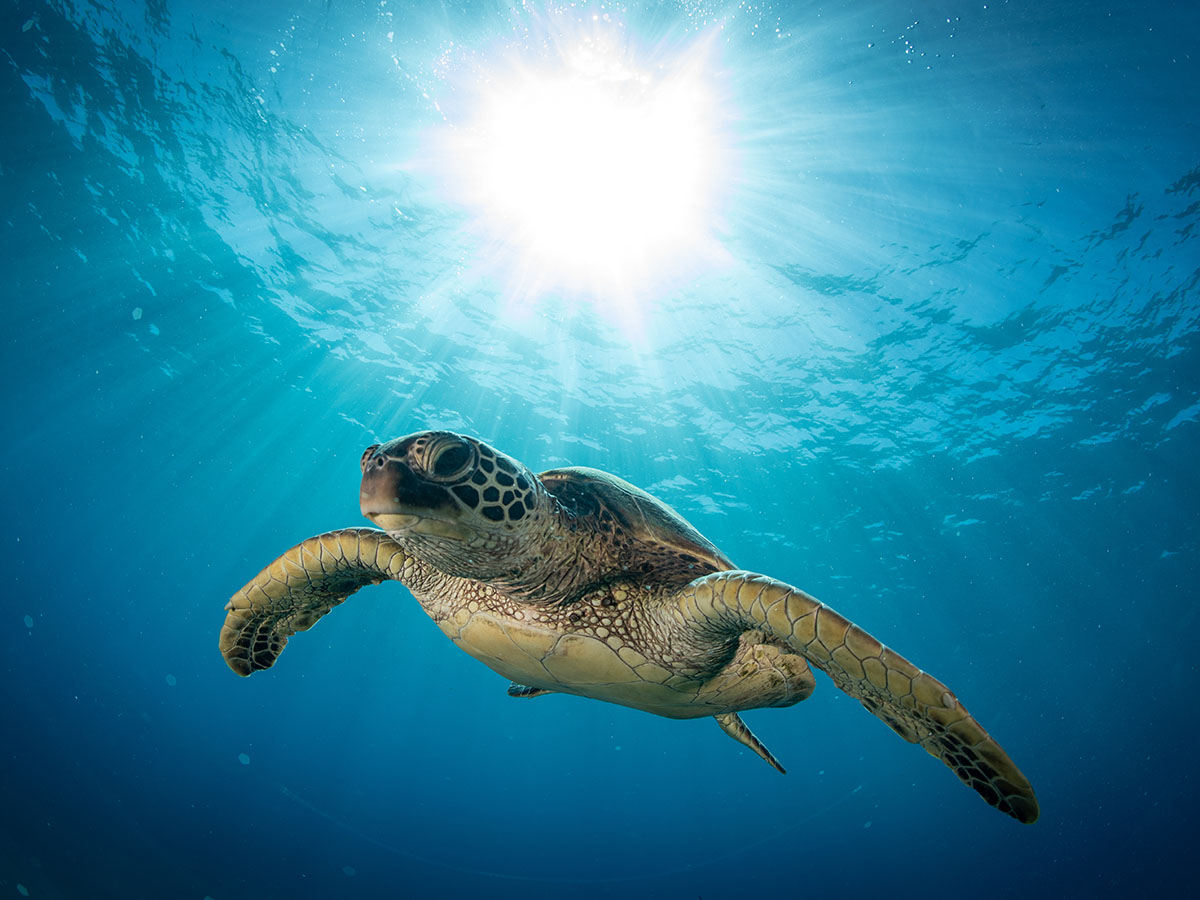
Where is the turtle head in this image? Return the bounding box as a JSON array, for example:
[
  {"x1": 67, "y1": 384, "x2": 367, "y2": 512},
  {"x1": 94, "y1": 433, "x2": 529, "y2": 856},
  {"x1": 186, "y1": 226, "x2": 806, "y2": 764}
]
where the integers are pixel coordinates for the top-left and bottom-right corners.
[{"x1": 359, "y1": 431, "x2": 551, "y2": 580}]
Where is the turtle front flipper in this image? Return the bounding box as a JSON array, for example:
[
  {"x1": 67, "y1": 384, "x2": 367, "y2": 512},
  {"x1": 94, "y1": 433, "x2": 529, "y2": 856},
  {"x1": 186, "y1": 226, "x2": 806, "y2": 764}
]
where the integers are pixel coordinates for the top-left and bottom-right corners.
[
  {"x1": 675, "y1": 571, "x2": 1039, "y2": 824},
  {"x1": 220, "y1": 528, "x2": 415, "y2": 676}
]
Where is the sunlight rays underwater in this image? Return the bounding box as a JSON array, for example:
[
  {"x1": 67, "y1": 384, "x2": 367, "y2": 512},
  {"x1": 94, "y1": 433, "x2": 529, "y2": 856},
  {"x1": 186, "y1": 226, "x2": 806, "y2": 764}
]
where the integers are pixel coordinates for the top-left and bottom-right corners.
[
  {"x1": 173, "y1": 0, "x2": 1189, "y2": 455},
  {"x1": 388, "y1": 1, "x2": 1099, "y2": 353},
  {"x1": 31, "y1": 0, "x2": 1193, "y2": 464},
  {"x1": 398, "y1": 2, "x2": 962, "y2": 345},
  {"x1": 6, "y1": 0, "x2": 1200, "y2": 896},
  {"x1": 59, "y1": 0, "x2": 1191, "y2": 468}
]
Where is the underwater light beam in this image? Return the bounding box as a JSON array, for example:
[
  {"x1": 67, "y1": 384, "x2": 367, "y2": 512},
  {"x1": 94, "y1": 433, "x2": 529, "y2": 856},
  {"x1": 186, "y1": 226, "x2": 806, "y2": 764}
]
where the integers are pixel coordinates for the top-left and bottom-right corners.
[{"x1": 437, "y1": 37, "x2": 729, "y2": 306}]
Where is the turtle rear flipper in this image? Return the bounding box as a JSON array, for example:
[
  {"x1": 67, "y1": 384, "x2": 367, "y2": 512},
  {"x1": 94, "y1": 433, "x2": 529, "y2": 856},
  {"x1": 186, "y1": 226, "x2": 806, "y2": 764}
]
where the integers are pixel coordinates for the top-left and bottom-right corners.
[
  {"x1": 507, "y1": 682, "x2": 555, "y2": 698},
  {"x1": 675, "y1": 571, "x2": 1039, "y2": 824},
  {"x1": 220, "y1": 529, "x2": 415, "y2": 676}
]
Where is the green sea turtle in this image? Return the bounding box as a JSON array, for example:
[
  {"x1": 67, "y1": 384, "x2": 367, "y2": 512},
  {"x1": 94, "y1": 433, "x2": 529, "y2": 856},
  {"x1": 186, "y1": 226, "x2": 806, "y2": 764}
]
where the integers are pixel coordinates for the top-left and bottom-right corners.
[{"x1": 220, "y1": 430, "x2": 1039, "y2": 823}]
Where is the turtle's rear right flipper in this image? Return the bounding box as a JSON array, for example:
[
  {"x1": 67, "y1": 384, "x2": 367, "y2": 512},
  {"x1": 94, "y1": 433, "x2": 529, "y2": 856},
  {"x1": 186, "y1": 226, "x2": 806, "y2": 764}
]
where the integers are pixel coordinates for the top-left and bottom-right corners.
[
  {"x1": 220, "y1": 528, "x2": 412, "y2": 676},
  {"x1": 507, "y1": 682, "x2": 555, "y2": 698}
]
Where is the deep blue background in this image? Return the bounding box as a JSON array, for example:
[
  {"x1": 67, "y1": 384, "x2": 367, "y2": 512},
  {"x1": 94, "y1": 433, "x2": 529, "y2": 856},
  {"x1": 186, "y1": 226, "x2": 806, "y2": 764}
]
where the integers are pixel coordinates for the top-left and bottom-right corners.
[{"x1": 2, "y1": 1, "x2": 1197, "y2": 898}]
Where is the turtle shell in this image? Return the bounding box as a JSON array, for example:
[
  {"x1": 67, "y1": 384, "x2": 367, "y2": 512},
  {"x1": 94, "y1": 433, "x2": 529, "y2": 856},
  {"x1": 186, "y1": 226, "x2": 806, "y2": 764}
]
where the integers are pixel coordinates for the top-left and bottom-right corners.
[{"x1": 538, "y1": 466, "x2": 734, "y2": 581}]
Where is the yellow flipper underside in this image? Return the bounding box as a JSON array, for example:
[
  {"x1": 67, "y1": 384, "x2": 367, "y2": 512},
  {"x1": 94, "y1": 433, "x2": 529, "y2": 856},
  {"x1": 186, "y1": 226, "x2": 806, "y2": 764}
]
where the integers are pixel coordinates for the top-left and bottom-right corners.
[
  {"x1": 678, "y1": 571, "x2": 1039, "y2": 824},
  {"x1": 220, "y1": 529, "x2": 410, "y2": 676}
]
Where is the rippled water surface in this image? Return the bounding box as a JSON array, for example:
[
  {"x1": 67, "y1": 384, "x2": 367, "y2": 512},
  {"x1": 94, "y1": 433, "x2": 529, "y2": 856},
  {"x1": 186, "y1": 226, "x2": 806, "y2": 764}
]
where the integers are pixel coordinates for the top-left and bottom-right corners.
[{"x1": 3, "y1": 1, "x2": 1198, "y2": 898}]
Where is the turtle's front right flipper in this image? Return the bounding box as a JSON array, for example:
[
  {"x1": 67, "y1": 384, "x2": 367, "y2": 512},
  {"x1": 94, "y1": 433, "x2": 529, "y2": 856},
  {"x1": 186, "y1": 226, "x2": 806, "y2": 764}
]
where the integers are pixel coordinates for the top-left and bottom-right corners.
[
  {"x1": 220, "y1": 528, "x2": 415, "y2": 676},
  {"x1": 676, "y1": 571, "x2": 1039, "y2": 824}
]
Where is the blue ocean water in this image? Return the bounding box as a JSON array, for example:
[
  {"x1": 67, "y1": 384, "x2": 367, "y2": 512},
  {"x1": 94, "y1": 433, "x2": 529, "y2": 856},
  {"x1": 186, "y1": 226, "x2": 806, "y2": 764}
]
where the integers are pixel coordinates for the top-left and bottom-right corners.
[{"x1": 3, "y1": 0, "x2": 1198, "y2": 897}]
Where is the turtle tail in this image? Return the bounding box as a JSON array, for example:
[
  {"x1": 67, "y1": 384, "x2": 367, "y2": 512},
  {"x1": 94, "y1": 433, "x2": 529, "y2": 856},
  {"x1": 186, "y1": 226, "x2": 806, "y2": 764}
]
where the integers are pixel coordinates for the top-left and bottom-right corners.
[{"x1": 675, "y1": 571, "x2": 1039, "y2": 824}]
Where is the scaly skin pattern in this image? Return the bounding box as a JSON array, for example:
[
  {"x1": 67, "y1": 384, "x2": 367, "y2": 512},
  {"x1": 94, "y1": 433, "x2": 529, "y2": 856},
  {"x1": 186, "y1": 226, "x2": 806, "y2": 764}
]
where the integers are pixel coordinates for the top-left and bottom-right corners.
[
  {"x1": 220, "y1": 529, "x2": 430, "y2": 676},
  {"x1": 223, "y1": 530, "x2": 813, "y2": 717},
  {"x1": 221, "y1": 430, "x2": 1040, "y2": 823},
  {"x1": 676, "y1": 571, "x2": 1040, "y2": 824},
  {"x1": 424, "y1": 573, "x2": 815, "y2": 719}
]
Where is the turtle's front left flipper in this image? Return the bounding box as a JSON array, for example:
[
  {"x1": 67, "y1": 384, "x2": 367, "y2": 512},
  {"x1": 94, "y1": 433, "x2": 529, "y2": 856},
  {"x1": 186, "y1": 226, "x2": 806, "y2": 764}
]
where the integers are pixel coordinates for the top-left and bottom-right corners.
[
  {"x1": 220, "y1": 528, "x2": 417, "y2": 676},
  {"x1": 675, "y1": 571, "x2": 1039, "y2": 824}
]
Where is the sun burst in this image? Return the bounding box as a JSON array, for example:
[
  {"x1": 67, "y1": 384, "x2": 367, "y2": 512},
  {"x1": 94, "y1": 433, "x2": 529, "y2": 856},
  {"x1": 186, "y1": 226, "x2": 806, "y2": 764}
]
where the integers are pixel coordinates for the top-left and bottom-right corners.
[{"x1": 428, "y1": 26, "x2": 731, "y2": 326}]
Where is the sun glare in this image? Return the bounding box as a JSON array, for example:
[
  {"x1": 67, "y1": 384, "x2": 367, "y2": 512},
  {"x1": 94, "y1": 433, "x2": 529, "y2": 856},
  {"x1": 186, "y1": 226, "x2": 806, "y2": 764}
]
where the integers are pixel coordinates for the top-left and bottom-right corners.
[{"x1": 431, "y1": 31, "x2": 729, "y2": 315}]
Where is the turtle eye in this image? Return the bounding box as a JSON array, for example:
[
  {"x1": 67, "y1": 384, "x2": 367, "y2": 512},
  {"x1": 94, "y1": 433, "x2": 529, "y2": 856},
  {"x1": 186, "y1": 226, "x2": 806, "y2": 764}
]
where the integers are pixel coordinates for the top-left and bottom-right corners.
[{"x1": 426, "y1": 436, "x2": 475, "y2": 482}]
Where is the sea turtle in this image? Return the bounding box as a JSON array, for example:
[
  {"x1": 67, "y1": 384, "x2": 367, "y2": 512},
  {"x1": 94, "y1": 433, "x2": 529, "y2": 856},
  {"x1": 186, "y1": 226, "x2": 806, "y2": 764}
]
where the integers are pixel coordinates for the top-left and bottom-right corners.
[{"x1": 220, "y1": 430, "x2": 1039, "y2": 823}]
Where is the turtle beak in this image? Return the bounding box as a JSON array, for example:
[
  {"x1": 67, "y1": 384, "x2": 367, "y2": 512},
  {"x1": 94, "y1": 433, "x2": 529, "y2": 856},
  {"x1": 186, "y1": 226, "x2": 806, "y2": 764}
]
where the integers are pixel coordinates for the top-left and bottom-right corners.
[
  {"x1": 360, "y1": 447, "x2": 422, "y2": 530},
  {"x1": 359, "y1": 444, "x2": 464, "y2": 536}
]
